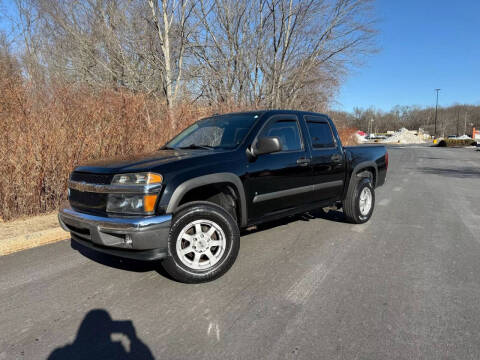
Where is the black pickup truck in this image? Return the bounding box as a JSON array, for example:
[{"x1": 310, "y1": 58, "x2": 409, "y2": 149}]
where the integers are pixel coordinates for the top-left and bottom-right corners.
[{"x1": 59, "y1": 110, "x2": 388, "y2": 283}]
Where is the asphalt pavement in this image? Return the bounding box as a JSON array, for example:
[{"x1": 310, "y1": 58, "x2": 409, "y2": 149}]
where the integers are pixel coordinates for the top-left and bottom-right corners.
[{"x1": 1, "y1": 145, "x2": 479, "y2": 360}]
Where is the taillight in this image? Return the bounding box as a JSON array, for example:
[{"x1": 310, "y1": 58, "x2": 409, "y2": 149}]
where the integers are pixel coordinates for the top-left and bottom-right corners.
[{"x1": 385, "y1": 151, "x2": 389, "y2": 169}]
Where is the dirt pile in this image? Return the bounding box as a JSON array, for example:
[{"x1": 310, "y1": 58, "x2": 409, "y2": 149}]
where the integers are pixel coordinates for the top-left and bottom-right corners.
[{"x1": 383, "y1": 128, "x2": 426, "y2": 144}]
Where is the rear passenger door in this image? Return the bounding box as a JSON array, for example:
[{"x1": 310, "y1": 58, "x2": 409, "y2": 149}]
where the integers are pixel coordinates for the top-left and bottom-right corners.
[{"x1": 304, "y1": 115, "x2": 345, "y2": 202}]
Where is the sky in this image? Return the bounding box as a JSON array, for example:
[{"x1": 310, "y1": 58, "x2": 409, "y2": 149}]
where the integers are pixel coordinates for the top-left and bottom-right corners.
[
  {"x1": 335, "y1": 0, "x2": 480, "y2": 112},
  {"x1": 0, "y1": 1, "x2": 18, "y2": 39}
]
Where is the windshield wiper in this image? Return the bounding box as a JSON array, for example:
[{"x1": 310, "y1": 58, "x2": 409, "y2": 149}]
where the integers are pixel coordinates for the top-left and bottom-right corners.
[
  {"x1": 161, "y1": 146, "x2": 176, "y2": 150},
  {"x1": 179, "y1": 144, "x2": 215, "y2": 150}
]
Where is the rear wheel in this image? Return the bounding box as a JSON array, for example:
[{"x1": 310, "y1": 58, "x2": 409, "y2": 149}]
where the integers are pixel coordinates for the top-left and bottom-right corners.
[
  {"x1": 162, "y1": 201, "x2": 240, "y2": 283},
  {"x1": 343, "y1": 174, "x2": 375, "y2": 224}
]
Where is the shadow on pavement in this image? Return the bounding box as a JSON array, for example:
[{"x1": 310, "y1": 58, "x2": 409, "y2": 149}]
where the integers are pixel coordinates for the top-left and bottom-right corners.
[
  {"x1": 416, "y1": 156, "x2": 447, "y2": 160},
  {"x1": 419, "y1": 166, "x2": 480, "y2": 178},
  {"x1": 48, "y1": 309, "x2": 155, "y2": 360},
  {"x1": 242, "y1": 208, "x2": 346, "y2": 236},
  {"x1": 71, "y1": 240, "x2": 174, "y2": 280},
  {"x1": 70, "y1": 208, "x2": 346, "y2": 278}
]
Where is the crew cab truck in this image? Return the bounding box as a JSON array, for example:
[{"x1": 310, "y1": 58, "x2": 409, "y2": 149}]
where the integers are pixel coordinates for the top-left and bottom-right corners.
[{"x1": 59, "y1": 110, "x2": 388, "y2": 283}]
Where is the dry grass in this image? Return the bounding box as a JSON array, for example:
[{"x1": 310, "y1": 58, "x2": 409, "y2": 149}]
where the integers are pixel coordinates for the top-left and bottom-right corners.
[
  {"x1": 337, "y1": 127, "x2": 358, "y2": 146},
  {"x1": 0, "y1": 64, "x2": 355, "y2": 221},
  {"x1": 0, "y1": 79, "x2": 221, "y2": 220}
]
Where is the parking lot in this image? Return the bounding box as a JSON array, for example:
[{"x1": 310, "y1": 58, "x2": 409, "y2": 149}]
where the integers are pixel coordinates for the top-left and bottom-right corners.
[{"x1": 1, "y1": 145, "x2": 479, "y2": 359}]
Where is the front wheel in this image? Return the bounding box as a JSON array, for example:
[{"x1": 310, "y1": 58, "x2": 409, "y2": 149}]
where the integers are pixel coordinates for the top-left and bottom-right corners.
[
  {"x1": 162, "y1": 201, "x2": 240, "y2": 283},
  {"x1": 343, "y1": 177, "x2": 375, "y2": 224}
]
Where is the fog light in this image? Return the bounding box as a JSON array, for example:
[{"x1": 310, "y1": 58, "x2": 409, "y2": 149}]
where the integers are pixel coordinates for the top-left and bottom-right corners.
[{"x1": 125, "y1": 234, "x2": 133, "y2": 247}]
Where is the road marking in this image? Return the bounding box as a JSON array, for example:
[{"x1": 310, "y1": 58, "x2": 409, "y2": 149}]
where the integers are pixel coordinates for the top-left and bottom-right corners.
[
  {"x1": 285, "y1": 240, "x2": 355, "y2": 305},
  {"x1": 378, "y1": 198, "x2": 391, "y2": 206},
  {"x1": 285, "y1": 263, "x2": 330, "y2": 305},
  {"x1": 393, "y1": 186, "x2": 403, "y2": 192},
  {"x1": 207, "y1": 320, "x2": 221, "y2": 341}
]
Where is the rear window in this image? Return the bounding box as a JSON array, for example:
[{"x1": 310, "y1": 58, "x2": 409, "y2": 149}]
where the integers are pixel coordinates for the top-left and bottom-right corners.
[{"x1": 307, "y1": 121, "x2": 335, "y2": 148}]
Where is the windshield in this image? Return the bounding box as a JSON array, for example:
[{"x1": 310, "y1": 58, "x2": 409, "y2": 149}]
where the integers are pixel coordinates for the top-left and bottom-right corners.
[{"x1": 165, "y1": 113, "x2": 260, "y2": 150}]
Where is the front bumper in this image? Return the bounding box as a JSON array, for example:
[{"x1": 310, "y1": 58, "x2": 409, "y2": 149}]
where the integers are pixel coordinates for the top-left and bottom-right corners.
[{"x1": 58, "y1": 204, "x2": 172, "y2": 261}]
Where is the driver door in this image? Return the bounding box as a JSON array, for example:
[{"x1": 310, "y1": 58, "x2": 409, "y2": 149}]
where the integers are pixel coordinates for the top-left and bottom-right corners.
[{"x1": 244, "y1": 114, "x2": 313, "y2": 221}]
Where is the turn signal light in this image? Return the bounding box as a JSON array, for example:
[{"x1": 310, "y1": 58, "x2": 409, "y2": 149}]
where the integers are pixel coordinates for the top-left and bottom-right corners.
[
  {"x1": 147, "y1": 173, "x2": 163, "y2": 184},
  {"x1": 143, "y1": 194, "x2": 158, "y2": 213}
]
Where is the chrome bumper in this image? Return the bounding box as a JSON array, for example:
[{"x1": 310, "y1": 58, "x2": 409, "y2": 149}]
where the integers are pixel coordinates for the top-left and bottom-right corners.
[{"x1": 58, "y1": 204, "x2": 172, "y2": 260}]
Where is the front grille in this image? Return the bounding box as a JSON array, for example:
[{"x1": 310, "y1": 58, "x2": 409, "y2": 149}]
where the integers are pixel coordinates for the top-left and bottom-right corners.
[
  {"x1": 69, "y1": 189, "x2": 108, "y2": 214},
  {"x1": 71, "y1": 172, "x2": 113, "y2": 185}
]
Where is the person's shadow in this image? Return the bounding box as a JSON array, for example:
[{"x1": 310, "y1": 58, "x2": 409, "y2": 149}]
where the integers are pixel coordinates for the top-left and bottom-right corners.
[{"x1": 48, "y1": 309, "x2": 155, "y2": 360}]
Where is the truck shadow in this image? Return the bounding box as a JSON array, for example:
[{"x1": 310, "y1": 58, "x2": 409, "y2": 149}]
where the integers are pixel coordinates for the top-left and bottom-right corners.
[
  {"x1": 71, "y1": 208, "x2": 345, "y2": 279},
  {"x1": 71, "y1": 240, "x2": 173, "y2": 279},
  {"x1": 241, "y1": 208, "x2": 346, "y2": 236},
  {"x1": 47, "y1": 309, "x2": 155, "y2": 360}
]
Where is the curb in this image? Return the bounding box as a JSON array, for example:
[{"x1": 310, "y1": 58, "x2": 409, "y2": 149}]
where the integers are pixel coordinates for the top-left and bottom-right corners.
[{"x1": 0, "y1": 227, "x2": 69, "y2": 256}]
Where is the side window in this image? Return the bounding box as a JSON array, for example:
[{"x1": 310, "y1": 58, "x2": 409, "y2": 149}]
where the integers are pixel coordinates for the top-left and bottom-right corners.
[
  {"x1": 307, "y1": 121, "x2": 336, "y2": 148},
  {"x1": 260, "y1": 119, "x2": 302, "y2": 151}
]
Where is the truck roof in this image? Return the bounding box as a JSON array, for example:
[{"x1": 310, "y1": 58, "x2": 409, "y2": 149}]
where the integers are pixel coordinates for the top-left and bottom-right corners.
[{"x1": 214, "y1": 109, "x2": 329, "y2": 118}]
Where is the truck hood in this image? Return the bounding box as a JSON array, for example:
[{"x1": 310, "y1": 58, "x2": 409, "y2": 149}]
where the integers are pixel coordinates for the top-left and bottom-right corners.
[{"x1": 74, "y1": 149, "x2": 223, "y2": 174}]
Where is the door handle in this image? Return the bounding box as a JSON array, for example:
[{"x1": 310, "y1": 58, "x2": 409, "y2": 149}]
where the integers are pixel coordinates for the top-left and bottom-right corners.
[
  {"x1": 331, "y1": 154, "x2": 342, "y2": 162},
  {"x1": 296, "y1": 158, "x2": 311, "y2": 166}
]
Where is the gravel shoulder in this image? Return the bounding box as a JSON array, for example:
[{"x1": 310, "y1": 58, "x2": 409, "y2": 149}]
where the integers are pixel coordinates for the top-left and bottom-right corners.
[{"x1": 0, "y1": 213, "x2": 67, "y2": 256}]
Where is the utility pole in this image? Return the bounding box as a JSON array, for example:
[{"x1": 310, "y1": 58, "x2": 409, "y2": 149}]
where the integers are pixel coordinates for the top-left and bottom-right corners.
[
  {"x1": 434, "y1": 89, "x2": 441, "y2": 138},
  {"x1": 456, "y1": 109, "x2": 460, "y2": 136}
]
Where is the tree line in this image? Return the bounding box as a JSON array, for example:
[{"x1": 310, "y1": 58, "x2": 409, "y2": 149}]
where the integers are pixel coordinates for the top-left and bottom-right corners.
[
  {"x1": 331, "y1": 104, "x2": 480, "y2": 137},
  {"x1": 1, "y1": 0, "x2": 376, "y2": 114}
]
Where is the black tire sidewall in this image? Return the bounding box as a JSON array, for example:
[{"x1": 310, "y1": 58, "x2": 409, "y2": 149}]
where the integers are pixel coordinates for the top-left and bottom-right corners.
[
  {"x1": 354, "y1": 179, "x2": 375, "y2": 223},
  {"x1": 164, "y1": 202, "x2": 240, "y2": 282}
]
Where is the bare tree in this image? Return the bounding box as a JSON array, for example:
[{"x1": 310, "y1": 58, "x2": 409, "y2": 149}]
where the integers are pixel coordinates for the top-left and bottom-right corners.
[
  {"x1": 9, "y1": 0, "x2": 377, "y2": 113},
  {"x1": 191, "y1": 0, "x2": 376, "y2": 110},
  {"x1": 147, "y1": 0, "x2": 194, "y2": 110},
  {"x1": 262, "y1": 0, "x2": 376, "y2": 109}
]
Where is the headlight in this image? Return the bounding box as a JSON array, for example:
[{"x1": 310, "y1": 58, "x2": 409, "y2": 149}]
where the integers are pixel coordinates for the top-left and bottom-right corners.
[
  {"x1": 107, "y1": 194, "x2": 158, "y2": 214},
  {"x1": 111, "y1": 172, "x2": 163, "y2": 185}
]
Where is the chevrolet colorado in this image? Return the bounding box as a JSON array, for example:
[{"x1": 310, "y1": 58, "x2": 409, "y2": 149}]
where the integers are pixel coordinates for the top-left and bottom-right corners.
[{"x1": 59, "y1": 110, "x2": 388, "y2": 283}]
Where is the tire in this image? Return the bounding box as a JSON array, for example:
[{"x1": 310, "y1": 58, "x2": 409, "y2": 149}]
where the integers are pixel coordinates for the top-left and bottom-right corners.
[
  {"x1": 207, "y1": 190, "x2": 237, "y2": 223},
  {"x1": 343, "y1": 174, "x2": 375, "y2": 224},
  {"x1": 162, "y1": 201, "x2": 240, "y2": 283}
]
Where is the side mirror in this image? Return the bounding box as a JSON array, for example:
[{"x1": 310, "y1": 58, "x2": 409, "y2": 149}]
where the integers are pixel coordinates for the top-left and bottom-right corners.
[{"x1": 253, "y1": 136, "x2": 282, "y2": 156}]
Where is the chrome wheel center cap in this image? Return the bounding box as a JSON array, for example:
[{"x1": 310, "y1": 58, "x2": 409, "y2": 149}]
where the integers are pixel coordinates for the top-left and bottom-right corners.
[{"x1": 196, "y1": 239, "x2": 208, "y2": 252}]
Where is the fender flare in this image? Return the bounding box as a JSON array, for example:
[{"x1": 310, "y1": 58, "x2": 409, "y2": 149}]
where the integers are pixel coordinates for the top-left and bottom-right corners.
[
  {"x1": 347, "y1": 161, "x2": 378, "y2": 192},
  {"x1": 166, "y1": 173, "x2": 247, "y2": 227}
]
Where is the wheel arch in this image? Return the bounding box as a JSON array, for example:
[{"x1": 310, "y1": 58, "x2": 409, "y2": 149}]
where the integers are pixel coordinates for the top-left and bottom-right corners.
[
  {"x1": 166, "y1": 173, "x2": 247, "y2": 227},
  {"x1": 345, "y1": 161, "x2": 378, "y2": 199}
]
